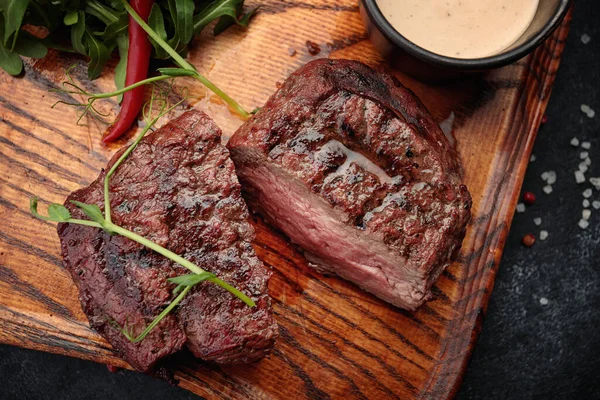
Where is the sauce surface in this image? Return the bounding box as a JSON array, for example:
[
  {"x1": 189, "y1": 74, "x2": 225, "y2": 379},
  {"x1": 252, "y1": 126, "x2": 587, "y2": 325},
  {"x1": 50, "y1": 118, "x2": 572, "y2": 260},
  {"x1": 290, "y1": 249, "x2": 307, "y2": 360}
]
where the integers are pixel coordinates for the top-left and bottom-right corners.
[{"x1": 376, "y1": 0, "x2": 539, "y2": 59}]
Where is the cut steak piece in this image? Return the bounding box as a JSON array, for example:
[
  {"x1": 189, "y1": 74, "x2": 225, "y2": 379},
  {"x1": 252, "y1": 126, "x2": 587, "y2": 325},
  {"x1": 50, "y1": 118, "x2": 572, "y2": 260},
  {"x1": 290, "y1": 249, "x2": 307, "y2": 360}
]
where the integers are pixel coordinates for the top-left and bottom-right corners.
[
  {"x1": 227, "y1": 59, "x2": 472, "y2": 310},
  {"x1": 58, "y1": 110, "x2": 278, "y2": 372}
]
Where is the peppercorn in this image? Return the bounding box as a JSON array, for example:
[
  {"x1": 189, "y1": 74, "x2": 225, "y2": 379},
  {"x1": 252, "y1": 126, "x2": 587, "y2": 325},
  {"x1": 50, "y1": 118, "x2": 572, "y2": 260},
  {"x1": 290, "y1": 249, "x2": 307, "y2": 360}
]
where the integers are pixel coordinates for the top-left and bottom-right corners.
[
  {"x1": 523, "y1": 192, "x2": 536, "y2": 205},
  {"x1": 106, "y1": 365, "x2": 120, "y2": 373},
  {"x1": 522, "y1": 234, "x2": 536, "y2": 247}
]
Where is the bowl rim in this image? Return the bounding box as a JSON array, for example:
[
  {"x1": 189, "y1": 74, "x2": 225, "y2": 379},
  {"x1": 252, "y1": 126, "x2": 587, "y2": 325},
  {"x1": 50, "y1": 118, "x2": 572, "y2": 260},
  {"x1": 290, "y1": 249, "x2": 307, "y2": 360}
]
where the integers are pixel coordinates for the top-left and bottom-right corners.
[{"x1": 361, "y1": 0, "x2": 573, "y2": 70}]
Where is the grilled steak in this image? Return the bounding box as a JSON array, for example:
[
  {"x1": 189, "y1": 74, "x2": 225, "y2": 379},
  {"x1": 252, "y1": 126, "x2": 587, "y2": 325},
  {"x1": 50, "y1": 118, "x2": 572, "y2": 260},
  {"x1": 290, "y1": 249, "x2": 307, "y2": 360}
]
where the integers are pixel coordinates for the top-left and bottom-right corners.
[
  {"x1": 227, "y1": 59, "x2": 472, "y2": 310},
  {"x1": 58, "y1": 110, "x2": 278, "y2": 372}
]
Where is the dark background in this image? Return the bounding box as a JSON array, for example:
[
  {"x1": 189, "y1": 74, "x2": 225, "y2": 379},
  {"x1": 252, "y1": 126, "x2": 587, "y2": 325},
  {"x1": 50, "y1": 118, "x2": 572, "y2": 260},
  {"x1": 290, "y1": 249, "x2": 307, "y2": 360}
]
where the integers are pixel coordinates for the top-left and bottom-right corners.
[{"x1": 1, "y1": 2, "x2": 598, "y2": 399}]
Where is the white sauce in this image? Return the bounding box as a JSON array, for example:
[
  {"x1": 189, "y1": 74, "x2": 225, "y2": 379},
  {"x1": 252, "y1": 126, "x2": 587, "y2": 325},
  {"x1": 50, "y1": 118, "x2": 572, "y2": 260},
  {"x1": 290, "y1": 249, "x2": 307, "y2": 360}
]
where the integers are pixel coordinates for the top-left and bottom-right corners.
[
  {"x1": 439, "y1": 111, "x2": 456, "y2": 146},
  {"x1": 363, "y1": 192, "x2": 406, "y2": 223},
  {"x1": 376, "y1": 0, "x2": 539, "y2": 59},
  {"x1": 318, "y1": 140, "x2": 400, "y2": 186}
]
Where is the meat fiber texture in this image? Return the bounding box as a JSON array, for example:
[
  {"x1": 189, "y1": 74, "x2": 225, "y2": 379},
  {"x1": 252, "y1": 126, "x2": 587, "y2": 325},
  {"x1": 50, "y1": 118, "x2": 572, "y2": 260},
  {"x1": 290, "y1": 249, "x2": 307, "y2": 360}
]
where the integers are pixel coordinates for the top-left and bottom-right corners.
[
  {"x1": 228, "y1": 59, "x2": 472, "y2": 311},
  {"x1": 58, "y1": 111, "x2": 278, "y2": 373}
]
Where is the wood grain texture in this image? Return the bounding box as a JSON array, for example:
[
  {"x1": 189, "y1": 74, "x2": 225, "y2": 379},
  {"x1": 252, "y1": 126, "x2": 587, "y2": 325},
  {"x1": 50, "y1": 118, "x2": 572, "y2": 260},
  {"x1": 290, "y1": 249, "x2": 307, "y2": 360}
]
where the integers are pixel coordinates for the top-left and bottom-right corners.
[{"x1": 0, "y1": 2, "x2": 571, "y2": 399}]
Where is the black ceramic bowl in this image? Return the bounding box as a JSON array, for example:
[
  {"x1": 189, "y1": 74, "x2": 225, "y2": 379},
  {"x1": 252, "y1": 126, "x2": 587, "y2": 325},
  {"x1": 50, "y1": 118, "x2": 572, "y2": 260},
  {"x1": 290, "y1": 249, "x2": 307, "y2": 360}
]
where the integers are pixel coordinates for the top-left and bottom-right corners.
[{"x1": 360, "y1": 0, "x2": 572, "y2": 81}]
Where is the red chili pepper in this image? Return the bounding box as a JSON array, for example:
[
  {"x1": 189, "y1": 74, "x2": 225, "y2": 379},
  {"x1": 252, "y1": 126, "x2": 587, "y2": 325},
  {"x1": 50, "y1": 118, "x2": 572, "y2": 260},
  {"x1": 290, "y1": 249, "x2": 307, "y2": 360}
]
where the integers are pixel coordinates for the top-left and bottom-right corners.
[{"x1": 103, "y1": 0, "x2": 154, "y2": 143}]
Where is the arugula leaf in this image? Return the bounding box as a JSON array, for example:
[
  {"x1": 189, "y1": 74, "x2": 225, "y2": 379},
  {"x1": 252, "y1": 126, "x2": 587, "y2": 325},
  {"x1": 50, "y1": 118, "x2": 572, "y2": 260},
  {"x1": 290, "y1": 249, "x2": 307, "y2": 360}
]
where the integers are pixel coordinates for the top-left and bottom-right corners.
[
  {"x1": 0, "y1": 43, "x2": 21, "y2": 75},
  {"x1": 0, "y1": 0, "x2": 256, "y2": 76},
  {"x1": 70, "y1": 200, "x2": 105, "y2": 224},
  {"x1": 95, "y1": 16, "x2": 128, "y2": 40},
  {"x1": 148, "y1": 3, "x2": 168, "y2": 59},
  {"x1": 84, "y1": 29, "x2": 110, "y2": 79},
  {"x1": 171, "y1": 0, "x2": 193, "y2": 45},
  {"x1": 0, "y1": 0, "x2": 29, "y2": 47},
  {"x1": 165, "y1": 0, "x2": 182, "y2": 53},
  {"x1": 0, "y1": 10, "x2": 21, "y2": 74},
  {"x1": 26, "y1": 1, "x2": 56, "y2": 29},
  {"x1": 71, "y1": 10, "x2": 86, "y2": 55},
  {"x1": 114, "y1": 34, "x2": 127, "y2": 101},
  {"x1": 84, "y1": 0, "x2": 120, "y2": 25},
  {"x1": 237, "y1": 6, "x2": 258, "y2": 26},
  {"x1": 193, "y1": 0, "x2": 245, "y2": 36},
  {"x1": 167, "y1": 0, "x2": 187, "y2": 53},
  {"x1": 13, "y1": 34, "x2": 47, "y2": 58},
  {"x1": 63, "y1": 11, "x2": 78, "y2": 26},
  {"x1": 214, "y1": 4, "x2": 258, "y2": 36},
  {"x1": 47, "y1": 203, "x2": 71, "y2": 222}
]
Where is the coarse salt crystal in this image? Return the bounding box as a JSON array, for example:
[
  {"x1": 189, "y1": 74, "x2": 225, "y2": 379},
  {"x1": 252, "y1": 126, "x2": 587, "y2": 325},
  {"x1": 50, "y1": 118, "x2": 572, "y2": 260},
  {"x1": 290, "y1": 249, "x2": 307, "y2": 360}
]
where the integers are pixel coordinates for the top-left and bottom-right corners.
[
  {"x1": 530, "y1": 154, "x2": 536, "y2": 162},
  {"x1": 543, "y1": 185, "x2": 553, "y2": 194},
  {"x1": 583, "y1": 188, "x2": 593, "y2": 198},
  {"x1": 581, "y1": 104, "x2": 590, "y2": 113},
  {"x1": 579, "y1": 219, "x2": 589, "y2": 229},
  {"x1": 547, "y1": 174, "x2": 557, "y2": 185},
  {"x1": 590, "y1": 177, "x2": 600, "y2": 189},
  {"x1": 581, "y1": 141, "x2": 591, "y2": 149},
  {"x1": 516, "y1": 203, "x2": 526, "y2": 213},
  {"x1": 533, "y1": 217, "x2": 542, "y2": 226},
  {"x1": 579, "y1": 163, "x2": 589, "y2": 173},
  {"x1": 541, "y1": 172, "x2": 550, "y2": 181},
  {"x1": 575, "y1": 170, "x2": 586, "y2": 183},
  {"x1": 580, "y1": 151, "x2": 589, "y2": 159},
  {"x1": 583, "y1": 209, "x2": 592, "y2": 221},
  {"x1": 570, "y1": 137, "x2": 580, "y2": 147},
  {"x1": 540, "y1": 230, "x2": 548, "y2": 240},
  {"x1": 581, "y1": 33, "x2": 591, "y2": 44},
  {"x1": 585, "y1": 157, "x2": 592, "y2": 166},
  {"x1": 539, "y1": 297, "x2": 549, "y2": 305},
  {"x1": 588, "y1": 109, "x2": 596, "y2": 119},
  {"x1": 593, "y1": 200, "x2": 600, "y2": 210},
  {"x1": 583, "y1": 199, "x2": 590, "y2": 208}
]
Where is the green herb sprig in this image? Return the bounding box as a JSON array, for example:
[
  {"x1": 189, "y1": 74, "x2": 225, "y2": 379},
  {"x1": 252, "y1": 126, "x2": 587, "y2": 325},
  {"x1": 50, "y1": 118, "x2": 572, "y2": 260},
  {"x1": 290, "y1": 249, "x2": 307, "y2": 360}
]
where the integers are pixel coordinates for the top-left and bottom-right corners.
[{"x1": 31, "y1": 85, "x2": 255, "y2": 343}]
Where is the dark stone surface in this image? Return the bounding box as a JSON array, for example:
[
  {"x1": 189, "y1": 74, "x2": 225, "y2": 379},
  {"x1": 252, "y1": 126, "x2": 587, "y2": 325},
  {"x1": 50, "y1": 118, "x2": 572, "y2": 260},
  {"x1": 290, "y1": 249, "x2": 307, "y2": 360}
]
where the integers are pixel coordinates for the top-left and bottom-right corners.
[
  {"x1": 458, "y1": 2, "x2": 600, "y2": 399},
  {"x1": 0, "y1": 2, "x2": 598, "y2": 399}
]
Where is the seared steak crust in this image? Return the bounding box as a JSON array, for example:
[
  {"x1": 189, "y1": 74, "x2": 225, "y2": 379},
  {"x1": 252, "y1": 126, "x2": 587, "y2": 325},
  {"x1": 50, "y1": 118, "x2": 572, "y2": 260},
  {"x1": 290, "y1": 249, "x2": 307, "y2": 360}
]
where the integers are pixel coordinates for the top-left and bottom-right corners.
[
  {"x1": 58, "y1": 111, "x2": 278, "y2": 372},
  {"x1": 228, "y1": 59, "x2": 472, "y2": 310}
]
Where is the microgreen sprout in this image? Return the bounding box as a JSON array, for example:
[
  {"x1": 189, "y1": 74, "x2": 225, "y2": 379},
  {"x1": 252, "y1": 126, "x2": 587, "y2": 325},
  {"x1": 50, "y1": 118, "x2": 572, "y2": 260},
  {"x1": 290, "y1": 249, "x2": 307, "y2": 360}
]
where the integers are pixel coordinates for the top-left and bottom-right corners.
[
  {"x1": 51, "y1": 66, "x2": 194, "y2": 125},
  {"x1": 31, "y1": 84, "x2": 255, "y2": 343}
]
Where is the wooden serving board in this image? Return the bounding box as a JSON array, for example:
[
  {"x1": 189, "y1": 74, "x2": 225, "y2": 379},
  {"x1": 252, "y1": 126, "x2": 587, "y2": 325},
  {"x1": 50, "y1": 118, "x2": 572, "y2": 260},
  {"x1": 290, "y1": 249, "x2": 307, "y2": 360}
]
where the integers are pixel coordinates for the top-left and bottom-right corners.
[{"x1": 0, "y1": 2, "x2": 571, "y2": 399}]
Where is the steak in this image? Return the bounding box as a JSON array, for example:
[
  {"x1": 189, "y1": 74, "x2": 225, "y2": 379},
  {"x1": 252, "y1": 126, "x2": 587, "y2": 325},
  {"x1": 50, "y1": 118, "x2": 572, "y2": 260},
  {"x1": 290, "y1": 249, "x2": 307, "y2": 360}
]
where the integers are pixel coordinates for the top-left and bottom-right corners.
[
  {"x1": 227, "y1": 59, "x2": 472, "y2": 310},
  {"x1": 58, "y1": 110, "x2": 278, "y2": 372}
]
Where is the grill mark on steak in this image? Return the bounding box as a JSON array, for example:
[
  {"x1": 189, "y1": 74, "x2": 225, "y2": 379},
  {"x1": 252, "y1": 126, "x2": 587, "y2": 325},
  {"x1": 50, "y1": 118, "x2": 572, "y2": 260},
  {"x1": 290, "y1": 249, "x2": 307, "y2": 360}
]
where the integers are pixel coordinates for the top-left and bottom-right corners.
[
  {"x1": 58, "y1": 110, "x2": 278, "y2": 372},
  {"x1": 228, "y1": 59, "x2": 472, "y2": 310}
]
